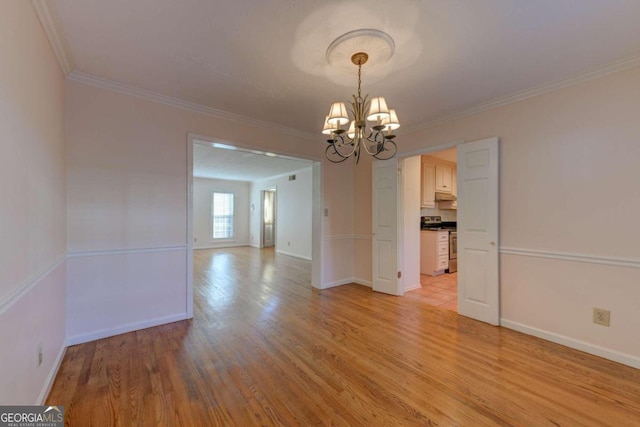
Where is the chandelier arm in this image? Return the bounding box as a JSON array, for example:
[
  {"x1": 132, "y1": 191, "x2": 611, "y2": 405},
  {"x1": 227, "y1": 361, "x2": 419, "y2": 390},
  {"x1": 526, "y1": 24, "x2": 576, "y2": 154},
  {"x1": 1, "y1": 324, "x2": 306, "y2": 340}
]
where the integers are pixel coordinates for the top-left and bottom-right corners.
[
  {"x1": 361, "y1": 130, "x2": 387, "y2": 156},
  {"x1": 325, "y1": 145, "x2": 350, "y2": 163},
  {"x1": 360, "y1": 140, "x2": 378, "y2": 156},
  {"x1": 372, "y1": 139, "x2": 397, "y2": 160},
  {"x1": 331, "y1": 134, "x2": 359, "y2": 159}
]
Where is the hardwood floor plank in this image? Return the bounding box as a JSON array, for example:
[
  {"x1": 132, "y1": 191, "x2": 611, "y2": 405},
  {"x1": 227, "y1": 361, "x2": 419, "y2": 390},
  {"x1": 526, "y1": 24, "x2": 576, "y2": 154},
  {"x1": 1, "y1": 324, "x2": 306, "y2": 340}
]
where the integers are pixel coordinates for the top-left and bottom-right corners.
[{"x1": 47, "y1": 247, "x2": 640, "y2": 426}]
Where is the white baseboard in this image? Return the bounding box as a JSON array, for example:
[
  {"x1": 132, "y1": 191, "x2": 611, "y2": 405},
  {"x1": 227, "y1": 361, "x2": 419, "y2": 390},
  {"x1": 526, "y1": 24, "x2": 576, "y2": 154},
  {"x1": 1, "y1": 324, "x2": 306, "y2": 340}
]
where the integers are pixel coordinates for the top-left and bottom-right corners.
[
  {"x1": 37, "y1": 342, "x2": 67, "y2": 405},
  {"x1": 67, "y1": 313, "x2": 188, "y2": 346},
  {"x1": 404, "y1": 283, "x2": 421, "y2": 292},
  {"x1": 322, "y1": 278, "x2": 419, "y2": 292},
  {"x1": 320, "y1": 278, "x2": 355, "y2": 289},
  {"x1": 354, "y1": 278, "x2": 372, "y2": 288},
  {"x1": 501, "y1": 319, "x2": 640, "y2": 370},
  {"x1": 275, "y1": 249, "x2": 312, "y2": 261},
  {"x1": 321, "y1": 277, "x2": 371, "y2": 289}
]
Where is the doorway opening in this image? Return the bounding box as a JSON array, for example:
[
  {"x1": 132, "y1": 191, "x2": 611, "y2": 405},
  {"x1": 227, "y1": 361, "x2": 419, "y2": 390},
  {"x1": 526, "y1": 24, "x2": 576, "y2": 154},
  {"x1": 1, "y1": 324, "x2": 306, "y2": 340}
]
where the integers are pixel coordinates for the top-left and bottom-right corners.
[
  {"x1": 186, "y1": 134, "x2": 323, "y2": 318},
  {"x1": 390, "y1": 137, "x2": 499, "y2": 325},
  {"x1": 261, "y1": 188, "x2": 276, "y2": 248},
  {"x1": 404, "y1": 147, "x2": 459, "y2": 312}
]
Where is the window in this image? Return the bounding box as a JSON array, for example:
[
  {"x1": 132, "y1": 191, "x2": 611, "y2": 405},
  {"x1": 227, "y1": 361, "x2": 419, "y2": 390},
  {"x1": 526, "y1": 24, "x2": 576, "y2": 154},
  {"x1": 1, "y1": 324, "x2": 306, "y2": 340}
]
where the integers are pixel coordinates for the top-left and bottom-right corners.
[{"x1": 211, "y1": 192, "x2": 234, "y2": 239}]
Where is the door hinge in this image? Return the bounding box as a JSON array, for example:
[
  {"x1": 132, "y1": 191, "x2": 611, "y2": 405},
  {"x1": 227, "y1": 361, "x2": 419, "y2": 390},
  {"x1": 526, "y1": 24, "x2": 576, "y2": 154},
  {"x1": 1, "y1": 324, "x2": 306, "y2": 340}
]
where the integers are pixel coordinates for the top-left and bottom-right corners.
[{"x1": 397, "y1": 271, "x2": 402, "y2": 279}]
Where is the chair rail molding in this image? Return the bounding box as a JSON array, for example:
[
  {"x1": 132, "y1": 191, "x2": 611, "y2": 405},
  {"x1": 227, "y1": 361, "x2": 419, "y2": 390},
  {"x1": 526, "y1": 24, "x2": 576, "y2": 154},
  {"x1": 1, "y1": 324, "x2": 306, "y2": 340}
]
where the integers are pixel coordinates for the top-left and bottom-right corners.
[{"x1": 500, "y1": 247, "x2": 640, "y2": 270}]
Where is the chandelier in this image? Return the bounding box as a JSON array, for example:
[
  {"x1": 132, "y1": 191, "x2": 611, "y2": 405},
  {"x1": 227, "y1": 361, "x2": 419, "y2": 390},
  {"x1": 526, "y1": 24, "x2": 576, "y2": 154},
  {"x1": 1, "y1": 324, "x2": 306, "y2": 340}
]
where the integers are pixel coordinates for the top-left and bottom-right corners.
[{"x1": 322, "y1": 30, "x2": 400, "y2": 164}]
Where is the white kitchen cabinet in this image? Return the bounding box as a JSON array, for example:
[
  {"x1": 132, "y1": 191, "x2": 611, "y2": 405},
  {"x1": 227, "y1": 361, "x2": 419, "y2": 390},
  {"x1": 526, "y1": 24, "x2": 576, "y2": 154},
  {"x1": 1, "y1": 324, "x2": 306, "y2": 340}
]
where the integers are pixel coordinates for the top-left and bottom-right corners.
[
  {"x1": 421, "y1": 161, "x2": 435, "y2": 208},
  {"x1": 435, "y1": 164, "x2": 453, "y2": 193},
  {"x1": 452, "y1": 169, "x2": 457, "y2": 196},
  {"x1": 420, "y1": 230, "x2": 449, "y2": 276},
  {"x1": 438, "y1": 170, "x2": 458, "y2": 209}
]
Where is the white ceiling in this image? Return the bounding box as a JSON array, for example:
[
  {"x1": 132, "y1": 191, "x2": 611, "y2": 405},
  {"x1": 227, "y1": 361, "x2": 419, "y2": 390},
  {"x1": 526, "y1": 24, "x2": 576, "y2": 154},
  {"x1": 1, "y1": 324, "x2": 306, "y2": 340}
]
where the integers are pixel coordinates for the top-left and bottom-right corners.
[
  {"x1": 428, "y1": 148, "x2": 457, "y2": 164},
  {"x1": 52, "y1": 1, "x2": 640, "y2": 136},
  {"x1": 193, "y1": 142, "x2": 312, "y2": 182}
]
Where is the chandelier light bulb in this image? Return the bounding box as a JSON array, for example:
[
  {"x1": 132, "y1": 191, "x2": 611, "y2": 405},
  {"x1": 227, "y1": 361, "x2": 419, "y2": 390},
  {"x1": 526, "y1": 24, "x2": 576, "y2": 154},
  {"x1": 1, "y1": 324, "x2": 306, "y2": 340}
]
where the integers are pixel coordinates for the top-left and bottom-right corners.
[
  {"x1": 382, "y1": 109, "x2": 400, "y2": 131},
  {"x1": 367, "y1": 97, "x2": 390, "y2": 122},
  {"x1": 322, "y1": 115, "x2": 338, "y2": 135},
  {"x1": 327, "y1": 102, "x2": 349, "y2": 126}
]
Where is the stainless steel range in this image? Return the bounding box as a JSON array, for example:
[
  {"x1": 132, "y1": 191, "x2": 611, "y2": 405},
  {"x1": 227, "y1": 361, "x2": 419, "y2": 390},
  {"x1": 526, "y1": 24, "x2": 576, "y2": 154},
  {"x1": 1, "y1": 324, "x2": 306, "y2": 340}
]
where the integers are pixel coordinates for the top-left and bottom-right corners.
[{"x1": 421, "y1": 216, "x2": 457, "y2": 273}]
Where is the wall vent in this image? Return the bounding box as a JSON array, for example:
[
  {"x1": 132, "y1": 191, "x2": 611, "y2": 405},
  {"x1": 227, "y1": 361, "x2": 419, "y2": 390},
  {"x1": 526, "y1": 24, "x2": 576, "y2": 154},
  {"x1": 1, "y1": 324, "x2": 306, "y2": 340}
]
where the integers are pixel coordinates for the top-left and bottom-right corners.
[{"x1": 288, "y1": 174, "x2": 296, "y2": 181}]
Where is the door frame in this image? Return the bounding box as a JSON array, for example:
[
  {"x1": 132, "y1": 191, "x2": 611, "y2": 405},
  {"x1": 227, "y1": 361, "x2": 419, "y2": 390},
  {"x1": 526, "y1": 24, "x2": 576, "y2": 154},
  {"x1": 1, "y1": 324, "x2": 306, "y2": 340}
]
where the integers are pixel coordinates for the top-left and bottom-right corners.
[
  {"x1": 397, "y1": 141, "x2": 460, "y2": 299},
  {"x1": 186, "y1": 133, "x2": 323, "y2": 318},
  {"x1": 395, "y1": 139, "x2": 499, "y2": 320}
]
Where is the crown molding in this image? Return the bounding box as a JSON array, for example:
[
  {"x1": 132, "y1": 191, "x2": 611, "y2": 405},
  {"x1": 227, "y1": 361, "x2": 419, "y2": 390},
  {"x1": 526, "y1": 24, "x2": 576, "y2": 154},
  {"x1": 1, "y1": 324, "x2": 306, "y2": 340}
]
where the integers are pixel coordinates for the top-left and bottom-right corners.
[
  {"x1": 31, "y1": 0, "x2": 74, "y2": 76},
  {"x1": 67, "y1": 71, "x2": 318, "y2": 142},
  {"x1": 30, "y1": 0, "x2": 640, "y2": 142},
  {"x1": 30, "y1": 0, "x2": 315, "y2": 141},
  {"x1": 403, "y1": 52, "x2": 640, "y2": 135}
]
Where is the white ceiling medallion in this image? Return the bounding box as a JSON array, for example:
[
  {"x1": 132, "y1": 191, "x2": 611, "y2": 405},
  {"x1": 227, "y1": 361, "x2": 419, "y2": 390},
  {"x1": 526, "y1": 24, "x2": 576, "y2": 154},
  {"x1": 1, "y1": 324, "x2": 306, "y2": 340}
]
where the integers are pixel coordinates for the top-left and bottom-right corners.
[{"x1": 326, "y1": 29, "x2": 395, "y2": 74}]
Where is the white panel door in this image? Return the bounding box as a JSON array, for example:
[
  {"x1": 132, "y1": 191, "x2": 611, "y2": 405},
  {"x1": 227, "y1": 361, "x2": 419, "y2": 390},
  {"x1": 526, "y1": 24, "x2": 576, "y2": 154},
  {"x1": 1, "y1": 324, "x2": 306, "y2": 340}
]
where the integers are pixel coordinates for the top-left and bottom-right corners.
[
  {"x1": 457, "y1": 137, "x2": 500, "y2": 325},
  {"x1": 372, "y1": 159, "x2": 402, "y2": 296}
]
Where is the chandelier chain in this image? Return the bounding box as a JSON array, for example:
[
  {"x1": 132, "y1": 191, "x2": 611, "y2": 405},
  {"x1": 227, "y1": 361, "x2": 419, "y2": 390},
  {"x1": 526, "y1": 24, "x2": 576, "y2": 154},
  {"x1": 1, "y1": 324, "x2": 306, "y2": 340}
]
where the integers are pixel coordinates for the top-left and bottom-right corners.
[{"x1": 357, "y1": 63, "x2": 362, "y2": 100}]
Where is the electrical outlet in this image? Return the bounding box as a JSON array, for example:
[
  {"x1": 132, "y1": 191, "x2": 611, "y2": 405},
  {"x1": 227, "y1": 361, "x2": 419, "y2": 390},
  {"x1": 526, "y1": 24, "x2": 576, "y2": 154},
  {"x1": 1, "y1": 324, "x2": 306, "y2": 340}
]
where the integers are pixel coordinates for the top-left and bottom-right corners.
[
  {"x1": 37, "y1": 342, "x2": 43, "y2": 367},
  {"x1": 593, "y1": 308, "x2": 611, "y2": 327}
]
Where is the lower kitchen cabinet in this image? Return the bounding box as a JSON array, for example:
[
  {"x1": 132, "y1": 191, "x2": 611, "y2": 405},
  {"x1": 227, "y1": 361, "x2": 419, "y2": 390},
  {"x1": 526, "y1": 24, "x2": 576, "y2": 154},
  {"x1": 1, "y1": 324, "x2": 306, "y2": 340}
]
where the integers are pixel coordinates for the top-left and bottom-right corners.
[{"x1": 420, "y1": 230, "x2": 449, "y2": 276}]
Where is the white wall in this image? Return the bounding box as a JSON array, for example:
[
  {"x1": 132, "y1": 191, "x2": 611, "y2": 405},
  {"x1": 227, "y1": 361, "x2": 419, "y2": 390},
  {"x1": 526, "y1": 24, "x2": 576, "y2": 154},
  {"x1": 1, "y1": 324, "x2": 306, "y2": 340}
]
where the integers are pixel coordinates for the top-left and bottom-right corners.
[
  {"x1": 250, "y1": 167, "x2": 313, "y2": 260},
  {"x1": 420, "y1": 207, "x2": 457, "y2": 222},
  {"x1": 65, "y1": 77, "x2": 353, "y2": 341},
  {"x1": 193, "y1": 178, "x2": 250, "y2": 249},
  {"x1": 0, "y1": 2, "x2": 67, "y2": 404},
  {"x1": 355, "y1": 65, "x2": 640, "y2": 367}
]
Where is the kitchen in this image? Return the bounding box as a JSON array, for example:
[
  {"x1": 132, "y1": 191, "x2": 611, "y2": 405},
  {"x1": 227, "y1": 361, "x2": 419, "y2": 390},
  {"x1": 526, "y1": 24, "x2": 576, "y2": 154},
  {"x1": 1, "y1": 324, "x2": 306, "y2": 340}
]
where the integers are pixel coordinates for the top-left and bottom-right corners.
[{"x1": 407, "y1": 148, "x2": 459, "y2": 312}]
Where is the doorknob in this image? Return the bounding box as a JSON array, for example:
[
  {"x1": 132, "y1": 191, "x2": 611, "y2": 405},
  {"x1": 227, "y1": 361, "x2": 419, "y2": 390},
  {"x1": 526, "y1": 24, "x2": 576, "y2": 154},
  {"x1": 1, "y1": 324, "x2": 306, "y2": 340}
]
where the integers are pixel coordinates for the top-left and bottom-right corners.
[{"x1": 490, "y1": 241, "x2": 496, "y2": 246}]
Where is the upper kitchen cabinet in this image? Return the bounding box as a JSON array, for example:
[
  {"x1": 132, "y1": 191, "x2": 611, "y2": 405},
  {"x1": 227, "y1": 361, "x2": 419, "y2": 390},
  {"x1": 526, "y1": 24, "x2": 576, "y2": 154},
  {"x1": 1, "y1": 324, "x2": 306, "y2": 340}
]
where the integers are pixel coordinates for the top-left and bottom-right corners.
[
  {"x1": 435, "y1": 164, "x2": 453, "y2": 193},
  {"x1": 438, "y1": 171, "x2": 458, "y2": 209},
  {"x1": 421, "y1": 160, "x2": 436, "y2": 208},
  {"x1": 421, "y1": 154, "x2": 458, "y2": 210},
  {"x1": 452, "y1": 170, "x2": 457, "y2": 196}
]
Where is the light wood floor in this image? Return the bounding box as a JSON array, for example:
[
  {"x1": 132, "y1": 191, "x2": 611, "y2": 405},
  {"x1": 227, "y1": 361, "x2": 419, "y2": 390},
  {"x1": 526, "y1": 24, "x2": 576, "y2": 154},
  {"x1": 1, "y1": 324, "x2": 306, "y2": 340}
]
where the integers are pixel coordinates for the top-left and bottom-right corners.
[{"x1": 48, "y1": 247, "x2": 640, "y2": 426}]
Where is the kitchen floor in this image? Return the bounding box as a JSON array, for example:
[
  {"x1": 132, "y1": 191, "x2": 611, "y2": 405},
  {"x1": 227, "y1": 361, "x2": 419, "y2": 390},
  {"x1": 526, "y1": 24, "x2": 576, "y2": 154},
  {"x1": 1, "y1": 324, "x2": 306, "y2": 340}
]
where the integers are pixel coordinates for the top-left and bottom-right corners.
[{"x1": 406, "y1": 273, "x2": 457, "y2": 312}]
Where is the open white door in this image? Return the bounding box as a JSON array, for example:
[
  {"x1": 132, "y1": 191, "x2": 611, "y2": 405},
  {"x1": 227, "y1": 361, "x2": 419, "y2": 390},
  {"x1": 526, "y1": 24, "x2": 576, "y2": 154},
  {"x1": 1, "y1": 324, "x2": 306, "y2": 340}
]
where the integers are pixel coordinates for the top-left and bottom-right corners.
[
  {"x1": 372, "y1": 159, "x2": 403, "y2": 296},
  {"x1": 457, "y1": 137, "x2": 500, "y2": 325}
]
